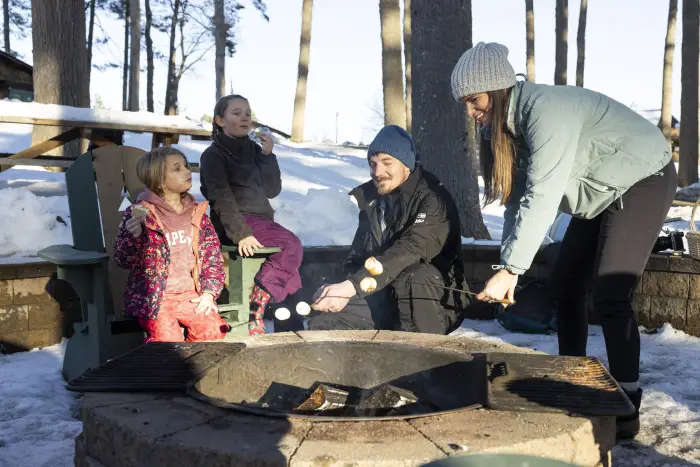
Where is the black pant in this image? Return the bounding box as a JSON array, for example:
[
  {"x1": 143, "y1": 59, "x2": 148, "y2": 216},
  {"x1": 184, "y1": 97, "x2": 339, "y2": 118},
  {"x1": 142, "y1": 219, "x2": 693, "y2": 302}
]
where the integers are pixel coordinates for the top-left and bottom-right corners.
[
  {"x1": 551, "y1": 162, "x2": 677, "y2": 383},
  {"x1": 307, "y1": 263, "x2": 463, "y2": 334}
]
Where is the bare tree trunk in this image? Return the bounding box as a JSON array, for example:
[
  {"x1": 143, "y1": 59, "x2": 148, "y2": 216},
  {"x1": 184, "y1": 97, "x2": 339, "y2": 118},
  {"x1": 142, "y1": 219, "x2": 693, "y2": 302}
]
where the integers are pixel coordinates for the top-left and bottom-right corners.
[
  {"x1": 214, "y1": 0, "x2": 226, "y2": 101},
  {"x1": 403, "y1": 0, "x2": 412, "y2": 134},
  {"x1": 164, "y1": 0, "x2": 181, "y2": 115},
  {"x1": 31, "y1": 0, "x2": 89, "y2": 167},
  {"x1": 525, "y1": 0, "x2": 535, "y2": 82},
  {"x1": 87, "y1": 0, "x2": 96, "y2": 86},
  {"x1": 291, "y1": 0, "x2": 313, "y2": 142},
  {"x1": 575, "y1": 0, "x2": 587, "y2": 87},
  {"x1": 412, "y1": 0, "x2": 490, "y2": 240},
  {"x1": 128, "y1": 0, "x2": 140, "y2": 111},
  {"x1": 145, "y1": 0, "x2": 154, "y2": 112},
  {"x1": 379, "y1": 0, "x2": 406, "y2": 128},
  {"x1": 122, "y1": 0, "x2": 130, "y2": 111},
  {"x1": 680, "y1": 0, "x2": 699, "y2": 187},
  {"x1": 554, "y1": 0, "x2": 568, "y2": 85},
  {"x1": 3, "y1": 0, "x2": 10, "y2": 53},
  {"x1": 660, "y1": 0, "x2": 678, "y2": 143}
]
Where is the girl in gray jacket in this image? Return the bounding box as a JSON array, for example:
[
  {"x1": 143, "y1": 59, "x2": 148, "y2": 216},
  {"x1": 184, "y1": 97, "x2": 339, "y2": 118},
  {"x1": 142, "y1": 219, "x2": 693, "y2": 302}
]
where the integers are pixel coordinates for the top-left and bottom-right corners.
[{"x1": 451, "y1": 42, "x2": 677, "y2": 439}]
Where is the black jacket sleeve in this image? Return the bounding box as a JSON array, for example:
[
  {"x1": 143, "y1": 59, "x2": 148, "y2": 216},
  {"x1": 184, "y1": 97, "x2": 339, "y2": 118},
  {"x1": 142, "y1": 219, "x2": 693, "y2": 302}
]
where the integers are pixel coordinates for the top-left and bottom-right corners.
[
  {"x1": 348, "y1": 191, "x2": 450, "y2": 298},
  {"x1": 200, "y1": 149, "x2": 253, "y2": 243},
  {"x1": 344, "y1": 210, "x2": 369, "y2": 274},
  {"x1": 256, "y1": 144, "x2": 282, "y2": 199}
]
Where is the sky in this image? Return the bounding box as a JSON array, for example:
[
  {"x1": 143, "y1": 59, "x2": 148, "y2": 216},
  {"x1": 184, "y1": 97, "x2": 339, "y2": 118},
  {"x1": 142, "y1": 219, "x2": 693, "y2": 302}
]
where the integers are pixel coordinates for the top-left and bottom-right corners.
[{"x1": 8, "y1": 0, "x2": 687, "y2": 145}]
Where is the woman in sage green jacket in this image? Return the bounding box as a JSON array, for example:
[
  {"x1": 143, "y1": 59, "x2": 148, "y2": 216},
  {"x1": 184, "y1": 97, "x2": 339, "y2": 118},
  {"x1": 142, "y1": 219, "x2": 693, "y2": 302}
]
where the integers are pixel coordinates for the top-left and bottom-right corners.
[{"x1": 451, "y1": 42, "x2": 676, "y2": 440}]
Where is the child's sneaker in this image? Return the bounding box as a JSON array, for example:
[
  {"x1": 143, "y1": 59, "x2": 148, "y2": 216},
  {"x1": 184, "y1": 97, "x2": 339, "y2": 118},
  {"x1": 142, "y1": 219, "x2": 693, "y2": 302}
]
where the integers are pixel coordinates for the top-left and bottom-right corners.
[{"x1": 248, "y1": 284, "x2": 272, "y2": 336}]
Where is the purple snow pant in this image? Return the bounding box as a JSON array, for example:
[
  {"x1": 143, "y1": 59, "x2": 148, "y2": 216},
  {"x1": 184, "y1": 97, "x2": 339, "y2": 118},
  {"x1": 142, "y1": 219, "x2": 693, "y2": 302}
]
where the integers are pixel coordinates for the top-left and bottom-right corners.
[{"x1": 243, "y1": 215, "x2": 303, "y2": 303}]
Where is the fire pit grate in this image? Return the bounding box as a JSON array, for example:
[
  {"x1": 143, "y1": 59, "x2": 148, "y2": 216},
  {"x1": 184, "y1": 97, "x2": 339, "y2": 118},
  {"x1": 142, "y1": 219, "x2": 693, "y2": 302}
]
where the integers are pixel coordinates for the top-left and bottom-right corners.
[
  {"x1": 486, "y1": 352, "x2": 636, "y2": 417},
  {"x1": 66, "y1": 342, "x2": 244, "y2": 392}
]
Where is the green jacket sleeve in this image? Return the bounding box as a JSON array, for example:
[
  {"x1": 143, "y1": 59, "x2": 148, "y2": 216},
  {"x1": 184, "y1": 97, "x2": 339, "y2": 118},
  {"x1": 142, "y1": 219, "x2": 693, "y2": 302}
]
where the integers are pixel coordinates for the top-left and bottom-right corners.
[{"x1": 500, "y1": 111, "x2": 582, "y2": 274}]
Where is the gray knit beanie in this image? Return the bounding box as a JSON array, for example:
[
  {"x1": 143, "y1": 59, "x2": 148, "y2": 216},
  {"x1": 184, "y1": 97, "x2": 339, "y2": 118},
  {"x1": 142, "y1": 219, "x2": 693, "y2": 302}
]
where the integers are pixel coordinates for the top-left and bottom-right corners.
[
  {"x1": 368, "y1": 125, "x2": 415, "y2": 170},
  {"x1": 450, "y1": 42, "x2": 517, "y2": 101}
]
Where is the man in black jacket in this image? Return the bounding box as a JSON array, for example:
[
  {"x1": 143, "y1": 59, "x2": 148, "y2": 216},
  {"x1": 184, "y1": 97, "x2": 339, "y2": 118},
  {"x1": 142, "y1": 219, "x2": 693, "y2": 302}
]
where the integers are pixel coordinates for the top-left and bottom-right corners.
[{"x1": 309, "y1": 125, "x2": 468, "y2": 334}]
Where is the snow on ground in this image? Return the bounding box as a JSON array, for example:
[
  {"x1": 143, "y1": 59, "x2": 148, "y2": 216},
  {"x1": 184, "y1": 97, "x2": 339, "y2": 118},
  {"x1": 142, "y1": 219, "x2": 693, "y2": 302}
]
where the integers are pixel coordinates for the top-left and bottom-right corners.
[
  {"x1": 0, "y1": 341, "x2": 82, "y2": 467},
  {"x1": 453, "y1": 321, "x2": 700, "y2": 465}
]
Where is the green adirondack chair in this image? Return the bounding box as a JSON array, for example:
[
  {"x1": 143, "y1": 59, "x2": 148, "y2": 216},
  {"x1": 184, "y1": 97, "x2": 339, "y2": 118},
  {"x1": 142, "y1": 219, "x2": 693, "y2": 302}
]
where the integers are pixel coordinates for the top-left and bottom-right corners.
[{"x1": 38, "y1": 147, "x2": 278, "y2": 381}]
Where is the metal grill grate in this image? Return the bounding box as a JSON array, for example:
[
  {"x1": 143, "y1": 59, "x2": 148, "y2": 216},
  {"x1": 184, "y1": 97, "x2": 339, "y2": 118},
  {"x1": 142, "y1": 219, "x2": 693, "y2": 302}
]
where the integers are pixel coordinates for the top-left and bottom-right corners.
[
  {"x1": 486, "y1": 352, "x2": 636, "y2": 417},
  {"x1": 66, "y1": 342, "x2": 245, "y2": 392}
]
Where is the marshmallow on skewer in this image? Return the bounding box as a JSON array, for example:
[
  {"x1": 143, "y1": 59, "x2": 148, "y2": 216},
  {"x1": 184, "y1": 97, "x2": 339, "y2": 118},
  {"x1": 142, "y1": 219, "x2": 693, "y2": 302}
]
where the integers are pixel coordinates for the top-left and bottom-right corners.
[
  {"x1": 296, "y1": 301, "x2": 311, "y2": 316},
  {"x1": 274, "y1": 307, "x2": 291, "y2": 321},
  {"x1": 132, "y1": 205, "x2": 149, "y2": 219},
  {"x1": 359, "y1": 277, "x2": 378, "y2": 294},
  {"x1": 364, "y1": 257, "x2": 383, "y2": 276}
]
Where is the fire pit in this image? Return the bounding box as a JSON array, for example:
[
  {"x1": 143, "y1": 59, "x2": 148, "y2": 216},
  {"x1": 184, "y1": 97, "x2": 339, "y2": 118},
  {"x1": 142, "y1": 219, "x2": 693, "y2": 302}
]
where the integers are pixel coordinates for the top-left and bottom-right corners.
[
  {"x1": 188, "y1": 341, "x2": 483, "y2": 420},
  {"x1": 73, "y1": 331, "x2": 618, "y2": 466}
]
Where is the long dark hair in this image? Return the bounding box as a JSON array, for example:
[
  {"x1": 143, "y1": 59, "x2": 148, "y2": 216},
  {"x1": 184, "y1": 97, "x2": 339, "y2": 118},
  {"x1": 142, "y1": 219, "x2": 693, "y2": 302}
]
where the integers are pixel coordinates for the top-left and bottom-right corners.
[
  {"x1": 479, "y1": 87, "x2": 516, "y2": 206},
  {"x1": 212, "y1": 94, "x2": 248, "y2": 137}
]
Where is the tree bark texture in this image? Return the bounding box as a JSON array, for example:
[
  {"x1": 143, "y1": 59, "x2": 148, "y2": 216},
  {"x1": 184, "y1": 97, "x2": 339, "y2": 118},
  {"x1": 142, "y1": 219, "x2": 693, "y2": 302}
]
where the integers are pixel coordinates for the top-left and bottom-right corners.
[
  {"x1": 379, "y1": 0, "x2": 406, "y2": 128},
  {"x1": 411, "y1": 0, "x2": 490, "y2": 240},
  {"x1": 291, "y1": 0, "x2": 313, "y2": 142},
  {"x1": 145, "y1": 0, "x2": 154, "y2": 112},
  {"x1": 214, "y1": 0, "x2": 227, "y2": 102},
  {"x1": 403, "y1": 0, "x2": 412, "y2": 134},
  {"x1": 679, "y1": 0, "x2": 699, "y2": 186},
  {"x1": 128, "y1": 0, "x2": 140, "y2": 111},
  {"x1": 525, "y1": 0, "x2": 535, "y2": 82},
  {"x1": 122, "y1": 0, "x2": 130, "y2": 110},
  {"x1": 87, "y1": 0, "x2": 96, "y2": 86},
  {"x1": 660, "y1": 0, "x2": 678, "y2": 143},
  {"x1": 4, "y1": 0, "x2": 10, "y2": 53},
  {"x1": 575, "y1": 0, "x2": 587, "y2": 87},
  {"x1": 164, "y1": 0, "x2": 180, "y2": 115},
  {"x1": 30, "y1": 0, "x2": 89, "y2": 163},
  {"x1": 554, "y1": 0, "x2": 568, "y2": 85}
]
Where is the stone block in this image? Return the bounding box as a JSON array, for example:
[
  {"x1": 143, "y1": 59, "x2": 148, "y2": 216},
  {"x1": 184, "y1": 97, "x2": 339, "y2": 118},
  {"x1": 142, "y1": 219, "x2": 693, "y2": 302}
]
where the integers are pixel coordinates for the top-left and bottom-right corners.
[
  {"x1": 290, "y1": 420, "x2": 444, "y2": 466},
  {"x1": 631, "y1": 294, "x2": 651, "y2": 327},
  {"x1": 13, "y1": 263, "x2": 55, "y2": 278},
  {"x1": 668, "y1": 255, "x2": 700, "y2": 274},
  {"x1": 150, "y1": 415, "x2": 312, "y2": 467},
  {"x1": 642, "y1": 271, "x2": 689, "y2": 298},
  {"x1": 84, "y1": 398, "x2": 221, "y2": 467},
  {"x1": 634, "y1": 274, "x2": 644, "y2": 297},
  {"x1": 0, "y1": 305, "x2": 28, "y2": 334},
  {"x1": 690, "y1": 275, "x2": 700, "y2": 300},
  {"x1": 646, "y1": 254, "x2": 670, "y2": 272},
  {"x1": 649, "y1": 296, "x2": 687, "y2": 330},
  {"x1": 12, "y1": 277, "x2": 52, "y2": 304},
  {"x1": 296, "y1": 330, "x2": 378, "y2": 342},
  {"x1": 0, "y1": 280, "x2": 12, "y2": 306},
  {"x1": 0, "y1": 328, "x2": 62, "y2": 353},
  {"x1": 27, "y1": 302, "x2": 63, "y2": 330},
  {"x1": 685, "y1": 300, "x2": 700, "y2": 336}
]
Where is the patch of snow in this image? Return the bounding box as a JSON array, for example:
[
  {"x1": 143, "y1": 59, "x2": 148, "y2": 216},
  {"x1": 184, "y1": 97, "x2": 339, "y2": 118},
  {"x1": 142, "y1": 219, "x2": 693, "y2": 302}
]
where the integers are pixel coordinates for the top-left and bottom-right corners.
[
  {"x1": 0, "y1": 341, "x2": 82, "y2": 467},
  {"x1": 0, "y1": 188, "x2": 71, "y2": 262}
]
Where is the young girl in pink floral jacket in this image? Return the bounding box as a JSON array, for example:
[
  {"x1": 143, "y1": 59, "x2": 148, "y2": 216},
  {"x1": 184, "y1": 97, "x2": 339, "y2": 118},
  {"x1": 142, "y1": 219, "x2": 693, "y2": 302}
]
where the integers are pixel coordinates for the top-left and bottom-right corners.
[{"x1": 113, "y1": 147, "x2": 229, "y2": 342}]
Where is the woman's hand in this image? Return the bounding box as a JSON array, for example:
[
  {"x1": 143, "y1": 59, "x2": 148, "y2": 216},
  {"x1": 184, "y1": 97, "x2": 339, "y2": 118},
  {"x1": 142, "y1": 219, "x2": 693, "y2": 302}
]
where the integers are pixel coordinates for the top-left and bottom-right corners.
[
  {"x1": 191, "y1": 292, "x2": 218, "y2": 315},
  {"x1": 477, "y1": 269, "x2": 518, "y2": 304},
  {"x1": 238, "y1": 235, "x2": 264, "y2": 257},
  {"x1": 260, "y1": 133, "x2": 274, "y2": 155}
]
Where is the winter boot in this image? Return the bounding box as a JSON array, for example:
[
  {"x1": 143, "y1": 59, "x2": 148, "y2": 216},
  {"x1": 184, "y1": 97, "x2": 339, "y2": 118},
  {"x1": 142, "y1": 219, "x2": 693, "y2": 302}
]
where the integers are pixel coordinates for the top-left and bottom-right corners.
[
  {"x1": 617, "y1": 388, "x2": 643, "y2": 440},
  {"x1": 249, "y1": 284, "x2": 272, "y2": 336}
]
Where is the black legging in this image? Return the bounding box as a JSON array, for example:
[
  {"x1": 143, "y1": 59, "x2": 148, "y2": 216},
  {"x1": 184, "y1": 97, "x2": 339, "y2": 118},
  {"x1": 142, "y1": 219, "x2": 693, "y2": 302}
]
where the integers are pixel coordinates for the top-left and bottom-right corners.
[{"x1": 550, "y1": 161, "x2": 677, "y2": 383}]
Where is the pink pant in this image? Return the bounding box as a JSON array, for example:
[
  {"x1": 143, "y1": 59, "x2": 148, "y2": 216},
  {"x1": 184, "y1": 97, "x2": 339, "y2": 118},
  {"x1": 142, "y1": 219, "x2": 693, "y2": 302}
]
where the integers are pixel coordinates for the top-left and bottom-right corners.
[{"x1": 138, "y1": 291, "x2": 229, "y2": 342}]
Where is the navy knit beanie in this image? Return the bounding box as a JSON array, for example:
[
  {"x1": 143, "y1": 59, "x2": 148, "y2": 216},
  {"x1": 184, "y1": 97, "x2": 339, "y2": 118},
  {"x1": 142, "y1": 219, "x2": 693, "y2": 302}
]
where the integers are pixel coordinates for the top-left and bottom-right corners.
[{"x1": 368, "y1": 125, "x2": 416, "y2": 170}]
